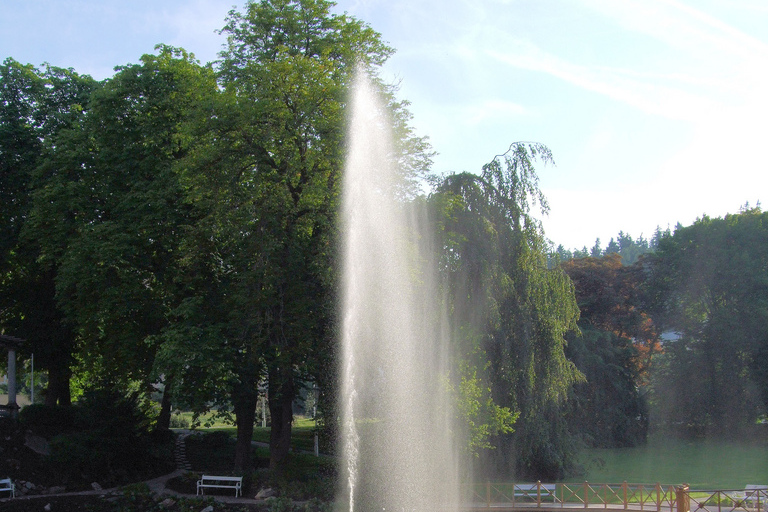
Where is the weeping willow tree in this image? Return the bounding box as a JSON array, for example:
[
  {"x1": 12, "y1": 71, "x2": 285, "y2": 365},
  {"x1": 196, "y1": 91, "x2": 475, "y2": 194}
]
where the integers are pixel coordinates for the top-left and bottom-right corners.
[{"x1": 431, "y1": 142, "x2": 583, "y2": 480}]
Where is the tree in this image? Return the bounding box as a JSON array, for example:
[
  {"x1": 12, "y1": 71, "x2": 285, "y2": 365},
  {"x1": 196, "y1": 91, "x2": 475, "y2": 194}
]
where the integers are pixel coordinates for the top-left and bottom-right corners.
[
  {"x1": 647, "y1": 208, "x2": 768, "y2": 436},
  {"x1": 156, "y1": 0, "x2": 429, "y2": 474},
  {"x1": 0, "y1": 58, "x2": 96, "y2": 405},
  {"x1": 25, "y1": 48, "x2": 218, "y2": 420},
  {"x1": 562, "y1": 254, "x2": 659, "y2": 447},
  {"x1": 431, "y1": 143, "x2": 582, "y2": 480}
]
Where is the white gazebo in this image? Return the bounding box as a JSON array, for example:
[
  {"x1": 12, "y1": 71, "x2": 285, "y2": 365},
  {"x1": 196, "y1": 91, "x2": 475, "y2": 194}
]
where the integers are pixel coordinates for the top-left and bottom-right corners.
[{"x1": 0, "y1": 334, "x2": 24, "y2": 418}]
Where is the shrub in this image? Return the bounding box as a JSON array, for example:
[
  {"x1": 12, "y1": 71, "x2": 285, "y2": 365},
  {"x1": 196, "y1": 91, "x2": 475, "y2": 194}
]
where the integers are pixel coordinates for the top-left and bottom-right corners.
[
  {"x1": 45, "y1": 386, "x2": 175, "y2": 487},
  {"x1": 19, "y1": 403, "x2": 80, "y2": 438},
  {"x1": 169, "y1": 412, "x2": 190, "y2": 429}
]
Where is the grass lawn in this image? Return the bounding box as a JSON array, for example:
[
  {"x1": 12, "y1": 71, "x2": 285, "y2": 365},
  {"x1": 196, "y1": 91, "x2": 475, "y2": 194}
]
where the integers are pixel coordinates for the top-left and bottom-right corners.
[
  {"x1": 575, "y1": 435, "x2": 768, "y2": 489},
  {"x1": 173, "y1": 412, "x2": 328, "y2": 453}
]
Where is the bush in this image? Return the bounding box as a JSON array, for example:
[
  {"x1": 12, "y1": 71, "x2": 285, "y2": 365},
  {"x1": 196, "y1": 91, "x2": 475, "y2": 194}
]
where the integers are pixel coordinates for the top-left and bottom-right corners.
[
  {"x1": 169, "y1": 411, "x2": 190, "y2": 429},
  {"x1": 44, "y1": 387, "x2": 175, "y2": 488},
  {"x1": 19, "y1": 403, "x2": 80, "y2": 438}
]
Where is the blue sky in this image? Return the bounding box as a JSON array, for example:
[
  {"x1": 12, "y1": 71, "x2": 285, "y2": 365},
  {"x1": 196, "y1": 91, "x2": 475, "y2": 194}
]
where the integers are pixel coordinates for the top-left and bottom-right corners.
[{"x1": 2, "y1": 0, "x2": 766, "y2": 250}]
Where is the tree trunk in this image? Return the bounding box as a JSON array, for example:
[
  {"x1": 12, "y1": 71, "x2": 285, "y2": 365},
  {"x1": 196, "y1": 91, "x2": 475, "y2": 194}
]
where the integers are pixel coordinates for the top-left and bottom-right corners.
[
  {"x1": 44, "y1": 363, "x2": 71, "y2": 406},
  {"x1": 268, "y1": 364, "x2": 295, "y2": 476},
  {"x1": 233, "y1": 380, "x2": 258, "y2": 472}
]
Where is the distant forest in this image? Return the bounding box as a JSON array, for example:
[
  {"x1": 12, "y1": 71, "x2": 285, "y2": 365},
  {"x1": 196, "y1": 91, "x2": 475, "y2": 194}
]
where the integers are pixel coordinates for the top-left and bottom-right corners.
[
  {"x1": 556, "y1": 205, "x2": 768, "y2": 456},
  {"x1": 554, "y1": 228, "x2": 665, "y2": 264}
]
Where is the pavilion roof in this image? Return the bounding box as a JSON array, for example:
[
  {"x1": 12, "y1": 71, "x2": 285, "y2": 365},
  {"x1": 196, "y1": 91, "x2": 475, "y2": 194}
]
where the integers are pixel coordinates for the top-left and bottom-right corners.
[{"x1": 0, "y1": 335, "x2": 24, "y2": 349}]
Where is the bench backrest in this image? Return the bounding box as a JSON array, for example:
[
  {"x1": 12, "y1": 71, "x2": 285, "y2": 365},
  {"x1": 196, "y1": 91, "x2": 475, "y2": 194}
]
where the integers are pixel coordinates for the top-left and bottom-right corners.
[
  {"x1": 515, "y1": 484, "x2": 556, "y2": 490},
  {"x1": 201, "y1": 475, "x2": 242, "y2": 483},
  {"x1": 0, "y1": 479, "x2": 12, "y2": 488}
]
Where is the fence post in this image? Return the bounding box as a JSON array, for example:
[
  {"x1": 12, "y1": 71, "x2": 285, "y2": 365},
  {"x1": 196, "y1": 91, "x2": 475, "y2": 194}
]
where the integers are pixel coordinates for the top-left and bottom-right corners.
[
  {"x1": 538, "y1": 481, "x2": 542, "y2": 507},
  {"x1": 486, "y1": 481, "x2": 491, "y2": 510},
  {"x1": 623, "y1": 481, "x2": 628, "y2": 510},
  {"x1": 675, "y1": 485, "x2": 690, "y2": 512},
  {"x1": 585, "y1": 482, "x2": 590, "y2": 509},
  {"x1": 656, "y1": 483, "x2": 661, "y2": 512}
]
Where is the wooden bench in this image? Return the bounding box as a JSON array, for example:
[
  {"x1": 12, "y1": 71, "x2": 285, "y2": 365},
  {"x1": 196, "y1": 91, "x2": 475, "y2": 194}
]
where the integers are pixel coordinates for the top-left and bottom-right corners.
[
  {"x1": 196, "y1": 475, "x2": 243, "y2": 497},
  {"x1": 513, "y1": 483, "x2": 558, "y2": 503},
  {"x1": 0, "y1": 478, "x2": 15, "y2": 498}
]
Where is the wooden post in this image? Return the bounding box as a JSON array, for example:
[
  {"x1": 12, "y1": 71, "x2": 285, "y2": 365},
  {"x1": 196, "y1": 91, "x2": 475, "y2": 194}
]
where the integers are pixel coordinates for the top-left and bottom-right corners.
[
  {"x1": 585, "y1": 482, "x2": 590, "y2": 509},
  {"x1": 656, "y1": 483, "x2": 662, "y2": 512},
  {"x1": 675, "y1": 485, "x2": 690, "y2": 512},
  {"x1": 487, "y1": 481, "x2": 491, "y2": 510},
  {"x1": 537, "y1": 481, "x2": 542, "y2": 507},
  {"x1": 623, "y1": 481, "x2": 629, "y2": 510}
]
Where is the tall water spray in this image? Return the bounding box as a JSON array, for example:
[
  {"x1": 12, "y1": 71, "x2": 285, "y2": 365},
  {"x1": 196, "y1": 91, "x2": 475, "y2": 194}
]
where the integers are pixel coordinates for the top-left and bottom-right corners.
[{"x1": 339, "y1": 69, "x2": 459, "y2": 511}]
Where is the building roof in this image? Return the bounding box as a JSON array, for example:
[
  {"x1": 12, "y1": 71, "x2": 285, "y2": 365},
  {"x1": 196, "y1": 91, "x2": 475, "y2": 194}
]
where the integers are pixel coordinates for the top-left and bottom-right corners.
[{"x1": 0, "y1": 335, "x2": 24, "y2": 349}]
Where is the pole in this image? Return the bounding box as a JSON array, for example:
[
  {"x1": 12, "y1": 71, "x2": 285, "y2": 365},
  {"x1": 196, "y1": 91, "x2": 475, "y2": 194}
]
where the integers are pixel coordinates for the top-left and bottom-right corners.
[
  {"x1": 30, "y1": 353, "x2": 34, "y2": 404},
  {"x1": 7, "y1": 348, "x2": 16, "y2": 406},
  {"x1": 313, "y1": 382, "x2": 318, "y2": 456},
  {"x1": 262, "y1": 393, "x2": 267, "y2": 428}
]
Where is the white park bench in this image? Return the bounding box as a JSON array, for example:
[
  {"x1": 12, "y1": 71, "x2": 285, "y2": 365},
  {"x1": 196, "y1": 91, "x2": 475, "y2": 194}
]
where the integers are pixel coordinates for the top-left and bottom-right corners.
[
  {"x1": 513, "y1": 483, "x2": 558, "y2": 503},
  {"x1": 0, "y1": 478, "x2": 15, "y2": 498},
  {"x1": 745, "y1": 485, "x2": 767, "y2": 509},
  {"x1": 196, "y1": 475, "x2": 243, "y2": 497}
]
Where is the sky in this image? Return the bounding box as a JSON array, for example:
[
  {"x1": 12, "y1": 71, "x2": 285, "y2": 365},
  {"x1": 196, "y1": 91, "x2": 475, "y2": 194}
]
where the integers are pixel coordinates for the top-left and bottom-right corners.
[{"x1": 1, "y1": 0, "x2": 766, "y2": 250}]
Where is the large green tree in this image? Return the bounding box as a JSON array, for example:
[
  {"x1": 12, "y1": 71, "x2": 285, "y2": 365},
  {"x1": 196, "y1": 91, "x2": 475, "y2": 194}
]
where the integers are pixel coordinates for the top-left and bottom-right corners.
[
  {"x1": 0, "y1": 58, "x2": 96, "y2": 405},
  {"x1": 431, "y1": 143, "x2": 582, "y2": 480},
  {"x1": 647, "y1": 208, "x2": 768, "y2": 436},
  {"x1": 155, "y1": 0, "x2": 430, "y2": 473},
  {"x1": 25, "y1": 48, "x2": 217, "y2": 422}
]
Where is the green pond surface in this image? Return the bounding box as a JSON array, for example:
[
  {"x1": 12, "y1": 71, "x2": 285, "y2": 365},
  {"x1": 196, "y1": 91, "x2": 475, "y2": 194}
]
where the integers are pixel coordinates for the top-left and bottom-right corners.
[{"x1": 575, "y1": 437, "x2": 768, "y2": 490}]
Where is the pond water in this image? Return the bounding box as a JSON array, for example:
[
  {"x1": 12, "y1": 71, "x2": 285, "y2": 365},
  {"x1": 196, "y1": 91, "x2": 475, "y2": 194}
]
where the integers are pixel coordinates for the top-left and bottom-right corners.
[{"x1": 576, "y1": 436, "x2": 768, "y2": 489}]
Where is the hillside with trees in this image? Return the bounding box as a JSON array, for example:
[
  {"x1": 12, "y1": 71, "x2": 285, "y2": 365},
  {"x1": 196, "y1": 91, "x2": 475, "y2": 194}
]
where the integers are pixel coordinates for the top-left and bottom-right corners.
[{"x1": 558, "y1": 207, "x2": 768, "y2": 445}]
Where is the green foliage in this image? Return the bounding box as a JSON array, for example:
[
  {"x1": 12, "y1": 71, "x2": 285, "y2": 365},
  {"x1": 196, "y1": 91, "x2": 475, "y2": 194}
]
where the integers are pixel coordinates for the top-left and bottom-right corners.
[
  {"x1": 648, "y1": 208, "x2": 768, "y2": 436},
  {"x1": 556, "y1": 228, "x2": 666, "y2": 265},
  {"x1": 45, "y1": 386, "x2": 174, "y2": 487},
  {"x1": 566, "y1": 328, "x2": 649, "y2": 447},
  {"x1": 448, "y1": 361, "x2": 518, "y2": 456},
  {"x1": 169, "y1": 411, "x2": 191, "y2": 429},
  {"x1": 153, "y1": 0, "x2": 432, "y2": 474},
  {"x1": 269, "y1": 497, "x2": 296, "y2": 512},
  {"x1": 28, "y1": 46, "x2": 217, "y2": 394},
  {"x1": 561, "y1": 254, "x2": 658, "y2": 448},
  {"x1": 431, "y1": 142, "x2": 582, "y2": 480},
  {"x1": 19, "y1": 403, "x2": 80, "y2": 437},
  {"x1": 0, "y1": 58, "x2": 97, "y2": 405}
]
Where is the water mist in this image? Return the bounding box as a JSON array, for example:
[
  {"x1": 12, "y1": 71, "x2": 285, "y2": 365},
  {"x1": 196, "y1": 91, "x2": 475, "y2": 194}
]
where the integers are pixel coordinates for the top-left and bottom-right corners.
[{"x1": 339, "y1": 69, "x2": 460, "y2": 511}]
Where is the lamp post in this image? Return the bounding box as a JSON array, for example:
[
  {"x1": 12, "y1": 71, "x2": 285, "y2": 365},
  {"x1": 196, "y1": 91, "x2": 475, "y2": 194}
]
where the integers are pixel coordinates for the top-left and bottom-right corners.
[{"x1": 30, "y1": 353, "x2": 34, "y2": 404}]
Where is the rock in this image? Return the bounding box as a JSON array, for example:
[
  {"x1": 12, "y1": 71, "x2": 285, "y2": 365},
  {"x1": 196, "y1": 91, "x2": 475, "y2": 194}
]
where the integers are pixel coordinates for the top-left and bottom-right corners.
[
  {"x1": 200, "y1": 506, "x2": 214, "y2": 512},
  {"x1": 91, "y1": 482, "x2": 102, "y2": 491},
  {"x1": 43, "y1": 504, "x2": 51, "y2": 512},
  {"x1": 47, "y1": 485, "x2": 66, "y2": 494},
  {"x1": 255, "y1": 487, "x2": 276, "y2": 499},
  {"x1": 24, "y1": 433, "x2": 51, "y2": 456},
  {"x1": 159, "y1": 497, "x2": 176, "y2": 508}
]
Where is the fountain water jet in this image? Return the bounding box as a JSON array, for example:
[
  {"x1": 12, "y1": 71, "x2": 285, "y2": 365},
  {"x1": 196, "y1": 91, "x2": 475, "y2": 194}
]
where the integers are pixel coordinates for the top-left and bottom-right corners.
[{"x1": 339, "y1": 69, "x2": 460, "y2": 511}]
